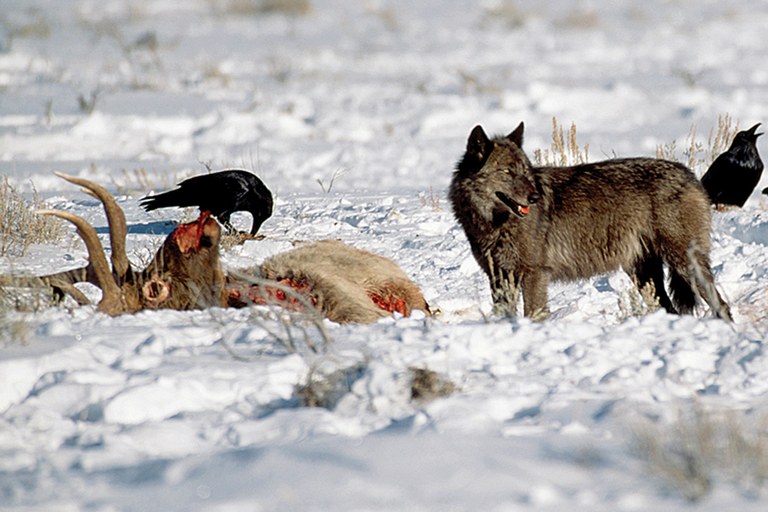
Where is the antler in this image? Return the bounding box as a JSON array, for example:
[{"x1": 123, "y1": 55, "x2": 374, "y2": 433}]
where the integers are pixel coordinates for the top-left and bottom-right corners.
[
  {"x1": 52, "y1": 172, "x2": 130, "y2": 281},
  {"x1": 35, "y1": 209, "x2": 124, "y2": 314},
  {"x1": 3, "y1": 174, "x2": 227, "y2": 315}
]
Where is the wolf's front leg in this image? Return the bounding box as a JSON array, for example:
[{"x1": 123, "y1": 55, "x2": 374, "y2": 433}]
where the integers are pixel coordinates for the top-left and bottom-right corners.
[
  {"x1": 490, "y1": 270, "x2": 520, "y2": 318},
  {"x1": 522, "y1": 271, "x2": 550, "y2": 320}
]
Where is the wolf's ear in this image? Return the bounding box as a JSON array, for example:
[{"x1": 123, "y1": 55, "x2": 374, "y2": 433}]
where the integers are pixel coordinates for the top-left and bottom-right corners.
[
  {"x1": 467, "y1": 125, "x2": 491, "y2": 160},
  {"x1": 507, "y1": 122, "x2": 524, "y2": 147}
]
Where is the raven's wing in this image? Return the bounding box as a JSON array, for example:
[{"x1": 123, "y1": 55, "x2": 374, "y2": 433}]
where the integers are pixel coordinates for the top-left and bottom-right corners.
[
  {"x1": 700, "y1": 154, "x2": 730, "y2": 203},
  {"x1": 141, "y1": 171, "x2": 248, "y2": 213}
]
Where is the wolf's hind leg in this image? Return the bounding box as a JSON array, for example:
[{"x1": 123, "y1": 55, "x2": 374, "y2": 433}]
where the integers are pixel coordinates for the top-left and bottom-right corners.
[
  {"x1": 668, "y1": 269, "x2": 697, "y2": 315},
  {"x1": 631, "y1": 255, "x2": 675, "y2": 313}
]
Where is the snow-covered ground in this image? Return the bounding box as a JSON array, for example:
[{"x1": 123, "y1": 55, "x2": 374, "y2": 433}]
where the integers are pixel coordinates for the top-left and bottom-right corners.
[{"x1": 2, "y1": 0, "x2": 768, "y2": 510}]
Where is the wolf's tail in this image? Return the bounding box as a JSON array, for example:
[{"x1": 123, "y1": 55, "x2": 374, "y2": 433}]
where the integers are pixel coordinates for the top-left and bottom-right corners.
[{"x1": 676, "y1": 244, "x2": 733, "y2": 321}]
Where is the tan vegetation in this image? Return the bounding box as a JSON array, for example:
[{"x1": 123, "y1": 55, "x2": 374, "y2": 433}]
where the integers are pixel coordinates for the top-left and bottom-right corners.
[
  {"x1": 409, "y1": 367, "x2": 456, "y2": 402},
  {"x1": 297, "y1": 363, "x2": 366, "y2": 408},
  {"x1": 656, "y1": 113, "x2": 738, "y2": 174},
  {"x1": 109, "y1": 166, "x2": 189, "y2": 196},
  {"x1": 617, "y1": 279, "x2": 661, "y2": 319},
  {"x1": 207, "y1": 0, "x2": 312, "y2": 17},
  {"x1": 482, "y1": 2, "x2": 528, "y2": 29},
  {"x1": 631, "y1": 404, "x2": 768, "y2": 502},
  {"x1": 533, "y1": 117, "x2": 590, "y2": 167},
  {"x1": 0, "y1": 177, "x2": 66, "y2": 257}
]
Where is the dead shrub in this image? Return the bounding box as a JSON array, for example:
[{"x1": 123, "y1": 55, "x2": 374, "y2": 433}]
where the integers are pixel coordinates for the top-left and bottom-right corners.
[
  {"x1": 630, "y1": 404, "x2": 768, "y2": 502},
  {"x1": 0, "y1": 178, "x2": 66, "y2": 257},
  {"x1": 533, "y1": 117, "x2": 589, "y2": 167},
  {"x1": 409, "y1": 367, "x2": 456, "y2": 402},
  {"x1": 656, "y1": 114, "x2": 739, "y2": 175},
  {"x1": 297, "y1": 363, "x2": 366, "y2": 408}
]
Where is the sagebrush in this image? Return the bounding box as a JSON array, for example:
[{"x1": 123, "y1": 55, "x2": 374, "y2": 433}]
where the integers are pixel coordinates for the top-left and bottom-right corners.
[
  {"x1": 631, "y1": 404, "x2": 768, "y2": 502},
  {"x1": 0, "y1": 177, "x2": 66, "y2": 256}
]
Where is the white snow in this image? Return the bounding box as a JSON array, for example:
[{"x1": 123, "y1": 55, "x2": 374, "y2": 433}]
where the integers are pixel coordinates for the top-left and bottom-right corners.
[{"x1": 2, "y1": 0, "x2": 768, "y2": 510}]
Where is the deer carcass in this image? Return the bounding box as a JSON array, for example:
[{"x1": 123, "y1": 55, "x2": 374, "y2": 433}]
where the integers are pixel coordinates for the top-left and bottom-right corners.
[
  {"x1": 2, "y1": 173, "x2": 430, "y2": 323},
  {"x1": 228, "y1": 240, "x2": 432, "y2": 323},
  {"x1": 2, "y1": 172, "x2": 226, "y2": 315}
]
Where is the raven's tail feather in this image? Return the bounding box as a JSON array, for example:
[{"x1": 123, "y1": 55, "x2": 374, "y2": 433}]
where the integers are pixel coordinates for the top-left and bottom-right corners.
[{"x1": 139, "y1": 189, "x2": 188, "y2": 211}]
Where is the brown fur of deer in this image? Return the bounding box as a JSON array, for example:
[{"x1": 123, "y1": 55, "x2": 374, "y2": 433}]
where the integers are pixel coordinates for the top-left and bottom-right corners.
[{"x1": 229, "y1": 240, "x2": 431, "y2": 324}]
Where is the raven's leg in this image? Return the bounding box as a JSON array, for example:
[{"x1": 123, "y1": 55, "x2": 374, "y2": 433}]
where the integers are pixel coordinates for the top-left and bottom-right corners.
[{"x1": 216, "y1": 212, "x2": 238, "y2": 235}]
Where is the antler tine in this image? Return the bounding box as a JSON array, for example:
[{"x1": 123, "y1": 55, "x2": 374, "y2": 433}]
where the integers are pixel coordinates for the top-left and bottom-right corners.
[
  {"x1": 36, "y1": 210, "x2": 124, "y2": 315},
  {"x1": 53, "y1": 172, "x2": 130, "y2": 280}
]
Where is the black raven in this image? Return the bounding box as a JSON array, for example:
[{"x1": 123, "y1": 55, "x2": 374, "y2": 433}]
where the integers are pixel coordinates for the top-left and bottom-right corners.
[
  {"x1": 700, "y1": 123, "x2": 763, "y2": 208},
  {"x1": 140, "y1": 169, "x2": 273, "y2": 235}
]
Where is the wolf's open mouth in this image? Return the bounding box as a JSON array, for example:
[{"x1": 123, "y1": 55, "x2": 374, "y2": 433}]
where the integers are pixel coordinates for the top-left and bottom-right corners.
[{"x1": 496, "y1": 192, "x2": 530, "y2": 217}]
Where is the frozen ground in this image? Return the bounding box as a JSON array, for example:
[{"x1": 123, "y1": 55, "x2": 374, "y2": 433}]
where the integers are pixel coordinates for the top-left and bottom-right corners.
[{"x1": 1, "y1": 0, "x2": 768, "y2": 510}]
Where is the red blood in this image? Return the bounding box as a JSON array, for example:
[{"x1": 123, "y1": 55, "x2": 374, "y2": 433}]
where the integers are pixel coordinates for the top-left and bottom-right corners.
[
  {"x1": 241, "y1": 277, "x2": 316, "y2": 311},
  {"x1": 369, "y1": 291, "x2": 409, "y2": 316},
  {"x1": 171, "y1": 211, "x2": 213, "y2": 253}
]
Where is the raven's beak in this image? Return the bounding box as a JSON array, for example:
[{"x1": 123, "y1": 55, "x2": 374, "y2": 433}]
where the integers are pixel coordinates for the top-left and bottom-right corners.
[{"x1": 747, "y1": 122, "x2": 763, "y2": 138}]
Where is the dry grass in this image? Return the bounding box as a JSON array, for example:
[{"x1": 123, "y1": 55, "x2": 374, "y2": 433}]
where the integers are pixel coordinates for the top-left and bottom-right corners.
[
  {"x1": 533, "y1": 117, "x2": 590, "y2": 167},
  {"x1": 316, "y1": 167, "x2": 347, "y2": 194},
  {"x1": 208, "y1": 0, "x2": 312, "y2": 17},
  {"x1": 656, "y1": 114, "x2": 738, "y2": 174},
  {"x1": 1, "y1": 9, "x2": 51, "y2": 51},
  {"x1": 0, "y1": 304, "x2": 30, "y2": 346},
  {"x1": 409, "y1": 367, "x2": 456, "y2": 402},
  {"x1": 219, "y1": 232, "x2": 265, "y2": 251},
  {"x1": 298, "y1": 365, "x2": 455, "y2": 409},
  {"x1": 1, "y1": 272, "x2": 61, "y2": 335},
  {"x1": 531, "y1": 114, "x2": 736, "y2": 175},
  {"x1": 617, "y1": 279, "x2": 661, "y2": 319},
  {"x1": 227, "y1": 268, "x2": 332, "y2": 354},
  {"x1": 366, "y1": 4, "x2": 399, "y2": 31},
  {"x1": 297, "y1": 362, "x2": 366, "y2": 408},
  {"x1": 201, "y1": 62, "x2": 233, "y2": 88},
  {"x1": 631, "y1": 404, "x2": 768, "y2": 502},
  {"x1": 0, "y1": 281, "x2": 57, "y2": 315},
  {"x1": 419, "y1": 186, "x2": 442, "y2": 211},
  {"x1": 0, "y1": 178, "x2": 67, "y2": 257},
  {"x1": 483, "y1": 2, "x2": 528, "y2": 29},
  {"x1": 207, "y1": 289, "x2": 331, "y2": 367},
  {"x1": 559, "y1": 8, "x2": 600, "y2": 29},
  {"x1": 109, "y1": 167, "x2": 188, "y2": 195}
]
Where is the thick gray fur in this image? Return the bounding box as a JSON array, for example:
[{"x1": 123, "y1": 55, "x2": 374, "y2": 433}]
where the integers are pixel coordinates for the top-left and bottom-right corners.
[{"x1": 449, "y1": 122, "x2": 732, "y2": 321}]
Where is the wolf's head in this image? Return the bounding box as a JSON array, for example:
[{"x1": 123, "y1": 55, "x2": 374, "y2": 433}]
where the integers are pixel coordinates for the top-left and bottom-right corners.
[{"x1": 454, "y1": 122, "x2": 540, "y2": 223}]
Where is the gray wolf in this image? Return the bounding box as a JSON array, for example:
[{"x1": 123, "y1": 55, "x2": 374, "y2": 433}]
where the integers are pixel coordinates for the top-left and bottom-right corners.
[{"x1": 449, "y1": 122, "x2": 732, "y2": 321}]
